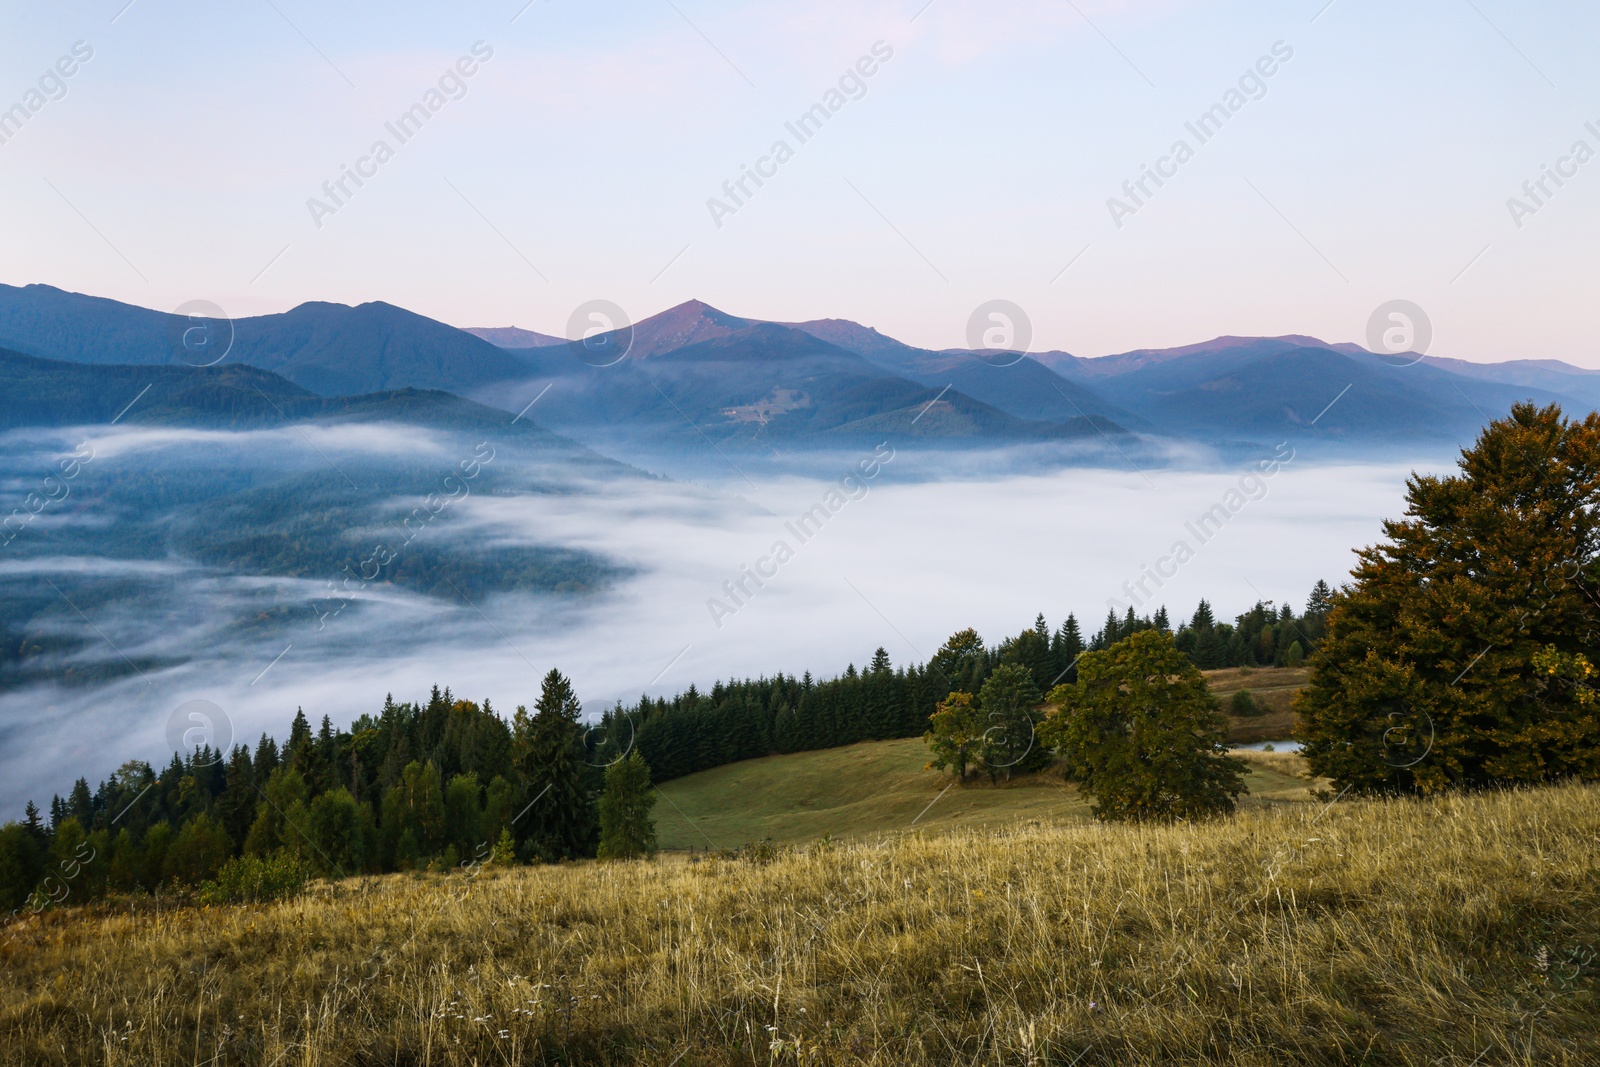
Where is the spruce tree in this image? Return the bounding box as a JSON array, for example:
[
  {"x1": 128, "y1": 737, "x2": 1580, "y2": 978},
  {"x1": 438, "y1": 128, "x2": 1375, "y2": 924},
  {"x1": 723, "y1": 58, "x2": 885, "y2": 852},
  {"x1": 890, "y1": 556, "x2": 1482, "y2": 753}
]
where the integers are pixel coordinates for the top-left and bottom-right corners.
[
  {"x1": 23, "y1": 801, "x2": 43, "y2": 839},
  {"x1": 285, "y1": 710, "x2": 314, "y2": 778},
  {"x1": 597, "y1": 752, "x2": 657, "y2": 860},
  {"x1": 216, "y1": 745, "x2": 258, "y2": 849},
  {"x1": 1053, "y1": 614, "x2": 1085, "y2": 684},
  {"x1": 511, "y1": 670, "x2": 597, "y2": 861}
]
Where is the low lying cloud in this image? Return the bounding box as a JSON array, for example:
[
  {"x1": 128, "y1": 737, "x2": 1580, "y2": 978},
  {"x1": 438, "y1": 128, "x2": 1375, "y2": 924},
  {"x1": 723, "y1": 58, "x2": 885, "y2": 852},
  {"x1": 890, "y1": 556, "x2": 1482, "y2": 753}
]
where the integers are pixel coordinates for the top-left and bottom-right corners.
[{"x1": 0, "y1": 422, "x2": 1443, "y2": 815}]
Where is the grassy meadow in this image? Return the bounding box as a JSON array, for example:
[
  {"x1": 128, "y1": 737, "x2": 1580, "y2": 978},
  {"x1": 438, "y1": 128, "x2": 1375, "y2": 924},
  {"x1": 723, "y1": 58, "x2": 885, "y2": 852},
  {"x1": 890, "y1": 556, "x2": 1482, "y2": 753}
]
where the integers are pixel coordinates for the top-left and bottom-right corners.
[
  {"x1": 3, "y1": 777, "x2": 1596, "y2": 1065},
  {"x1": 1208, "y1": 665, "x2": 1308, "y2": 744},
  {"x1": 652, "y1": 739, "x2": 1316, "y2": 850}
]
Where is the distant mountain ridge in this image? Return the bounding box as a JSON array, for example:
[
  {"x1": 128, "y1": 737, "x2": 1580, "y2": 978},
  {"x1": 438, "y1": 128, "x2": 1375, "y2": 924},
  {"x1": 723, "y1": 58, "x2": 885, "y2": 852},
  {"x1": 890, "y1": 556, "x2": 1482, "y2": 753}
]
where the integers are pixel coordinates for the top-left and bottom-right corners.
[
  {"x1": 0, "y1": 283, "x2": 526, "y2": 397},
  {"x1": 5, "y1": 282, "x2": 1596, "y2": 448},
  {"x1": 0, "y1": 346, "x2": 575, "y2": 441}
]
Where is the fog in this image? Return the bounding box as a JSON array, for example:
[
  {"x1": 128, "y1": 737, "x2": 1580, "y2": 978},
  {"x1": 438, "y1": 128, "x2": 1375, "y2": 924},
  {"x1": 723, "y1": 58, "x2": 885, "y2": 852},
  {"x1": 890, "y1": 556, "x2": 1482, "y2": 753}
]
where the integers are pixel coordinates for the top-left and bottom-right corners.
[{"x1": 0, "y1": 429, "x2": 1453, "y2": 816}]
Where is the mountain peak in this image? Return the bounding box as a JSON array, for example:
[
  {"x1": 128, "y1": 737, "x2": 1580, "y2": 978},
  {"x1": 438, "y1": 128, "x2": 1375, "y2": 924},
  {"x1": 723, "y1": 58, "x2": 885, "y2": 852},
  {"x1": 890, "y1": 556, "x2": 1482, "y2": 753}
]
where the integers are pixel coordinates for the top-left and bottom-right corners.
[{"x1": 627, "y1": 299, "x2": 753, "y2": 358}]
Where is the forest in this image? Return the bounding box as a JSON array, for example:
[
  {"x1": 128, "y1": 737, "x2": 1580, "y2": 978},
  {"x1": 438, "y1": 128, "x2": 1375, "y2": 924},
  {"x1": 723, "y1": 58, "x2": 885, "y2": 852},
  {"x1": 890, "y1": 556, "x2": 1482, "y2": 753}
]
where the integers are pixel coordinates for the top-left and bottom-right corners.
[{"x1": 0, "y1": 586, "x2": 1331, "y2": 913}]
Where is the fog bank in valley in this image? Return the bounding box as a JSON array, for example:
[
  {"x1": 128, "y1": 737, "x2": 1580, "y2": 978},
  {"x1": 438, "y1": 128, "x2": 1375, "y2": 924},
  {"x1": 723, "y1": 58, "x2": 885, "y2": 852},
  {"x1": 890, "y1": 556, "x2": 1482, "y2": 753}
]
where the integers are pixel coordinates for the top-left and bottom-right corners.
[{"x1": 0, "y1": 432, "x2": 1445, "y2": 815}]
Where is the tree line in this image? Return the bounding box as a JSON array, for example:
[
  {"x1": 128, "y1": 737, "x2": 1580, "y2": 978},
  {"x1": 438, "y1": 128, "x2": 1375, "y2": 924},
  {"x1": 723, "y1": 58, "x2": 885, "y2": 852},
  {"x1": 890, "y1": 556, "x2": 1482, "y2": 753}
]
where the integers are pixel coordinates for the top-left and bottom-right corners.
[
  {"x1": 938, "y1": 404, "x2": 1600, "y2": 820},
  {"x1": 7, "y1": 404, "x2": 1594, "y2": 910},
  {"x1": 0, "y1": 589, "x2": 1331, "y2": 913}
]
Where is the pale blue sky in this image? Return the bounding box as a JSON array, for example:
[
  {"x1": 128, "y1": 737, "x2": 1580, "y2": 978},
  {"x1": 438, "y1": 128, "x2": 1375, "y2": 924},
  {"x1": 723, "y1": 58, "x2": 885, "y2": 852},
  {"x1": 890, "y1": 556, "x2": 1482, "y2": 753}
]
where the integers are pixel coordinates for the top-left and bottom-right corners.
[{"x1": 2, "y1": 0, "x2": 1597, "y2": 363}]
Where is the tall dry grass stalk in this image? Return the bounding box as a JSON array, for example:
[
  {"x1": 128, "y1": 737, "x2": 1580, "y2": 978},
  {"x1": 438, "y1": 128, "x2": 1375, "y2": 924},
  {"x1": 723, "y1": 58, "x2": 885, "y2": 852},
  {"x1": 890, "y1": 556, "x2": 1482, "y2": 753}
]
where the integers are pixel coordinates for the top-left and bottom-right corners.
[{"x1": 2, "y1": 782, "x2": 1596, "y2": 1065}]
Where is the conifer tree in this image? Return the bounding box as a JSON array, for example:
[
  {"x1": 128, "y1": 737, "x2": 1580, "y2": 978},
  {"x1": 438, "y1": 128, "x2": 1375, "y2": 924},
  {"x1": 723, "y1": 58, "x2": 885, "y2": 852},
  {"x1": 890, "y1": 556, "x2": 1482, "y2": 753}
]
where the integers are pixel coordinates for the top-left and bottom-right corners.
[
  {"x1": 216, "y1": 745, "x2": 257, "y2": 848},
  {"x1": 68, "y1": 778, "x2": 93, "y2": 828},
  {"x1": 930, "y1": 628, "x2": 986, "y2": 696},
  {"x1": 285, "y1": 710, "x2": 314, "y2": 778},
  {"x1": 511, "y1": 670, "x2": 597, "y2": 861},
  {"x1": 252, "y1": 734, "x2": 280, "y2": 780},
  {"x1": 23, "y1": 801, "x2": 43, "y2": 839},
  {"x1": 1053, "y1": 614, "x2": 1085, "y2": 684}
]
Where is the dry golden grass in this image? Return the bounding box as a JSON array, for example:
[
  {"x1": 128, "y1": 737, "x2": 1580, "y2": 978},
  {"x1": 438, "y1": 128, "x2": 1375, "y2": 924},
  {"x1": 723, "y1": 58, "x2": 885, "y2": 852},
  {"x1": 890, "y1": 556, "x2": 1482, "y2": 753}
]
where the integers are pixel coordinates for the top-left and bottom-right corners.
[
  {"x1": 1206, "y1": 667, "x2": 1308, "y2": 744},
  {"x1": 2, "y1": 782, "x2": 1596, "y2": 1066}
]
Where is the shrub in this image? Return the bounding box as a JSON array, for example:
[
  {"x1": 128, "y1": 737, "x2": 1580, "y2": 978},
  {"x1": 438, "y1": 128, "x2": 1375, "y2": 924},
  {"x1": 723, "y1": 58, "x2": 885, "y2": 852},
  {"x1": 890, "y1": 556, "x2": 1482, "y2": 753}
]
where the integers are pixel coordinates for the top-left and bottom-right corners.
[
  {"x1": 1230, "y1": 689, "x2": 1258, "y2": 717},
  {"x1": 197, "y1": 851, "x2": 310, "y2": 905}
]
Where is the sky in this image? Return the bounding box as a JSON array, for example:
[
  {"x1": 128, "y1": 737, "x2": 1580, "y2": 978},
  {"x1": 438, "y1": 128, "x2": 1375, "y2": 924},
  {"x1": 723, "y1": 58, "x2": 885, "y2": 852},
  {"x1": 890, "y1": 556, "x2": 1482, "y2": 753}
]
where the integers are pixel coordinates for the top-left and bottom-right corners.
[{"x1": 2, "y1": 0, "x2": 1598, "y2": 363}]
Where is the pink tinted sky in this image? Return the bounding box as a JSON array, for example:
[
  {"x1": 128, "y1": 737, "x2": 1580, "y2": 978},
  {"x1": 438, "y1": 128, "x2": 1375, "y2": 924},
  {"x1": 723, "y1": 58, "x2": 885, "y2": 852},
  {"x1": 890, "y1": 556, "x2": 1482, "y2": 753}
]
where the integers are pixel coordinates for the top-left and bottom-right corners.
[{"x1": 1, "y1": 0, "x2": 1596, "y2": 363}]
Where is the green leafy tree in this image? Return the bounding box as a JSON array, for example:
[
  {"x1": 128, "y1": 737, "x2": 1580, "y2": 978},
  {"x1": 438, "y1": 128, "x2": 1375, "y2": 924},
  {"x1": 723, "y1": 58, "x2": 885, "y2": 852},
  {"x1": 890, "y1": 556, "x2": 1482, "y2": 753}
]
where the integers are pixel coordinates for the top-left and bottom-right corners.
[
  {"x1": 924, "y1": 691, "x2": 983, "y2": 781},
  {"x1": 304, "y1": 788, "x2": 375, "y2": 875},
  {"x1": 597, "y1": 752, "x2": 658, "y2": 860},
  {"x1": 1042, "y1": 629, "x2": 1247, "y2": 820},
  {"x1": 1297, "y1": 403, "x2": 1600, "y2": 793},
  {"x1": 162, "y1": 813, "x2": 233, "y2": 886},
  {"x1": 380, "y1": 761, "x2": 446, "y2": 865},
  {"x1": 444, "y1": 773, "x2": 485, "y2": 858},
  {"x1": 976, "y1": 663, "x2": 1048, "y2": 780},
  {"x1": 243, "y1": 767, "x2": 308, "y2": 856},
  {"x1": 198, "y1": 852, "x2": 310, "y2": 905}
]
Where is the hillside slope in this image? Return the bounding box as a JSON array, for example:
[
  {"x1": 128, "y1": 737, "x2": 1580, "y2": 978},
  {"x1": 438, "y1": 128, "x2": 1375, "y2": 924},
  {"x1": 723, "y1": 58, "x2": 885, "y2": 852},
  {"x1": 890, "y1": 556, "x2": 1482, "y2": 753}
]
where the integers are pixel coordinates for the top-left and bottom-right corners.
[
  {"x1": 653, "y1": 737, "x2": 1317, "y2": 849},
  {"x1": 7, "y1": 783, "x2": 1595, "y2": 1064},
  {"x1": 0, "y1": 347, "x2": 556, "y2": 434}
]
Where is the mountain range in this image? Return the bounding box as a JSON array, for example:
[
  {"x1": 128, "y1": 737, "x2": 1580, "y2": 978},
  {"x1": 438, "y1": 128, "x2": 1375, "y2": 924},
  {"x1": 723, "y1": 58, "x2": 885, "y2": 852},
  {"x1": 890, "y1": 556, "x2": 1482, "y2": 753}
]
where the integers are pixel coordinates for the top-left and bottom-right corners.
[{"x1": 4, "y1": 281, "x2": 1598, "y2": 450}]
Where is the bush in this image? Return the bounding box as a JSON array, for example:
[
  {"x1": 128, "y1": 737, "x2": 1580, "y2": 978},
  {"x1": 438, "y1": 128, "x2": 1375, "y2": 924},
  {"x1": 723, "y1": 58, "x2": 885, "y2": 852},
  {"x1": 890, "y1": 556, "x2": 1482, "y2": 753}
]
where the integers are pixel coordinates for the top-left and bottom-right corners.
[
  {"x1": 1229, "y1": 689, "x2": 1258, "y2": 717},
  {"x1": 197, "y1": 851, "x2": 310, "y2": 905}
]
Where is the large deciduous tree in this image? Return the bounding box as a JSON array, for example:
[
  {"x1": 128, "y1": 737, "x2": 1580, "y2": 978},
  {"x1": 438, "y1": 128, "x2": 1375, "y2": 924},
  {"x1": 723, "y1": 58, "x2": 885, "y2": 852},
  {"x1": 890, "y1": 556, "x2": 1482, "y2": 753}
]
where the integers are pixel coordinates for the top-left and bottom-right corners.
[
  {"x1": 1297, "y1": 403, "x2": 1600, "y2": 793},
  {"x1": 1042, "y1": 629, "x2": 1246, "y2": 820}
]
